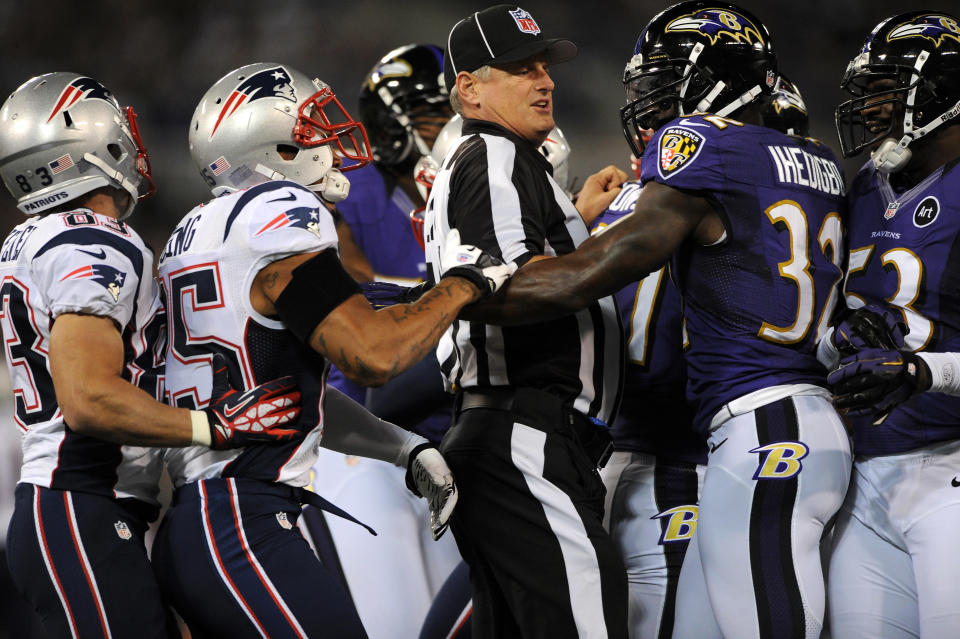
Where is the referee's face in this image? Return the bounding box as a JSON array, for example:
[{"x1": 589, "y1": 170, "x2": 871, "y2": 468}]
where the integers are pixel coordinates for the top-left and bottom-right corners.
[{"x1": 476, "y1": 55, "x2": 555, "y2": 146}]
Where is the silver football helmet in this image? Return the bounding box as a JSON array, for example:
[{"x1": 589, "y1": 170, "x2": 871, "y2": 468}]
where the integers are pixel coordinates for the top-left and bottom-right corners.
[
  {"x1": 0, "y1": 72, "x2": 155, "y2": 218},
  {"x1": 189, "y1": 63, "x2": 372, "y2": 201}
]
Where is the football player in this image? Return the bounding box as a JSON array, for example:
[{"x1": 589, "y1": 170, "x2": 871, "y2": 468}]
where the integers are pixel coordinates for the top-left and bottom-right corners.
[
  {"x1": 592, "y1": 146, "x2": 707, "y2": 639},
  {"x1": 469, "y1": 2, "x2": 851, "y2": 637},
  {"x1": 303, "y1": 44, "x2": 463, "y2": 639},
  {"x1": 823, "y1": 11, "x2": 960, "y2": 637},
  {"x1": 149, "y1": 62, "x2": 513, "y2": 637},
  {"x1": 0, "y1": 72, "x2": 302, "y2": 639}
]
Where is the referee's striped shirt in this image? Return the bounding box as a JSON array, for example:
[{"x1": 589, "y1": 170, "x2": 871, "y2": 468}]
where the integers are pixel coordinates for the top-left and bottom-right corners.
[{"x1": 424, "y1": 119, "x2": 624, "y2": 425}]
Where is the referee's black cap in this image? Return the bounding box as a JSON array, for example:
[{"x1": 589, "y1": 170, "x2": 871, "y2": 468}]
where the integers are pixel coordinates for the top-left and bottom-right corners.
[{"x1": 443, "y1": 5, "x2": 578, "y2": 90}]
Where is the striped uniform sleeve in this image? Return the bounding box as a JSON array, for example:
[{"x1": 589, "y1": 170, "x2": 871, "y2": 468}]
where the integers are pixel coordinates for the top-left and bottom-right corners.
[{"x1": 448, "y1": 135, "x2": 546, "y2": 267}]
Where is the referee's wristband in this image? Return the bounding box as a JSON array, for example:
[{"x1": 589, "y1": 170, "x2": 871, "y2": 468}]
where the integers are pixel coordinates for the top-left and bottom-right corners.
[{"x1": 190, "y1": 410, "x2": 212, "y2": 447}]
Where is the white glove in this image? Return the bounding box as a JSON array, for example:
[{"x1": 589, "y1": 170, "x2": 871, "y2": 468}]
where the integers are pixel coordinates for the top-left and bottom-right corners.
[
  {"x1": 440, "y1": 228, "x2": 517, "y2": 297},
  {"x1": 405, "y1": 444, "x2": 458, "y2": 540}
]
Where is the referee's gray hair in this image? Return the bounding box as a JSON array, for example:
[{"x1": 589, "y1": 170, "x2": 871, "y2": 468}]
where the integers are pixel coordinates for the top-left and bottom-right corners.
[{"x1": 449, "y1": 65, "x2": 492, "y2": 116}]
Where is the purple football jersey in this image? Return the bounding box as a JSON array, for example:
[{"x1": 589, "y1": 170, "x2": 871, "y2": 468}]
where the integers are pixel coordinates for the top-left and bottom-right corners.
[
  {"x1": 335, "y1": 163, "x2": 427, "y2": 282},
  {"x1": 843, "y1": 159, "x2": 960, "y2": 454},
  {"x1": 591, "y1": 181, "x2": 704, "y2": 463},
  {"x1": 641, "y1": 116, "x2": 847, "y2": 434}
]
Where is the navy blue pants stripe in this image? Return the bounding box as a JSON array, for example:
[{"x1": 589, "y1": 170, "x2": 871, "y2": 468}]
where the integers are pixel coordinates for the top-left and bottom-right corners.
[
  {"x1": 7, "y1": 483, "x2": 176, "y2": 639},
  {"x1": 152, "y1": 478, "x2": 367, "y2": 639},
  {"x1": 418, "y1": 561, "x2": 473, "y2": 639},
  {"x1": 36, "y1": 486, "x2": 99, "y2": 637},
  {"x1": 750, "y1": 398, "x2": 805, "y2": 638},
  {"x1": 653, "y1": 461, "x2": 700, "y2": 639},
  {"x1": 200, "y1": 480, "x2": 307, "y2": 638}
]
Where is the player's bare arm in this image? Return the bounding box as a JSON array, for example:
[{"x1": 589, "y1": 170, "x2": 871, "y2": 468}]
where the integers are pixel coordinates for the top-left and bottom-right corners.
[
  {"x1": 466, "y1": 180, "x2": 718, "y2": 324},
  {"x1": 252, "y1": 250, "x2": 490, "y2": 386},
  {"x1": 50, "y1": 314, "x2": 301, "y2": 448},
  {"x1": 334, "y1": 217, "x2": 375, "y2": 283}
]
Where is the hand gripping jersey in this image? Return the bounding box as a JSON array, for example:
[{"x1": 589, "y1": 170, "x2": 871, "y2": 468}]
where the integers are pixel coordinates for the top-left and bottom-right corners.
[
  {"x1": 640, "y1": 116, "x2": 847, "y2": 434},
  {"x1": 158, "y1": 180, "x2": 335, "y2": 487},
  {"x1": 842, "y1": 159, "x2": 960, "y2": 455},
  {"x1": 591, "y1": 181, "x2": 704, "y2": 463},
  {"x1": 0, "y1": 210, "x2": 165, "y2": 507}
]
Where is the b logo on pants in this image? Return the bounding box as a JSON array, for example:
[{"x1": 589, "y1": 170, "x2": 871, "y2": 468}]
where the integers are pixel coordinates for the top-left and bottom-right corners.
[
  {"x1": 749, "y1": 442, "x2": 809, "y2": 480},
  {"x1": 653, "y1": 505, "x2": 699, "y2": 544}
]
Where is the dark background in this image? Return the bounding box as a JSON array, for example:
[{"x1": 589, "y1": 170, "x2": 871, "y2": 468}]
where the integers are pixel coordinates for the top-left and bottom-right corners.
[{"x1": 0, "y1": 0, "x2": 913, "y2": 252}]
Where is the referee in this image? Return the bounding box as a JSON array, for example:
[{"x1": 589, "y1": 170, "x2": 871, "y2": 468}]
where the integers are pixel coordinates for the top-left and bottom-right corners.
[{"x1": 424, "y1": 5, "x2": 628, "y2": 638}]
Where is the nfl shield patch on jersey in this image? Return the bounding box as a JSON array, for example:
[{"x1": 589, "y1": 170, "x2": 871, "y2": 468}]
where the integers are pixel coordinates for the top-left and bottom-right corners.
[{"x1": 658, "y1": 126, "x2": 705, "y2": 179}]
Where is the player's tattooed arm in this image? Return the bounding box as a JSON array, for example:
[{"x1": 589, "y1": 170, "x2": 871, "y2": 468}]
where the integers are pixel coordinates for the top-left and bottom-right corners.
[
  {"x1": 464, "y1": 180, "x2": 717, "y2": 325},
  {"x1": 253, "y1": 252, "x2": 479, "y2": 386},
  {"x1": 312, "y1": 279, "x2": 470, "y2": 386}
]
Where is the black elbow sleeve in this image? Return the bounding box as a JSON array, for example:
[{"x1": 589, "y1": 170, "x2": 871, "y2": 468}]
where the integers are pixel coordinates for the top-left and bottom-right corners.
[{"x1": 274, "y1": 249, "x2": 362, "y2": 343}]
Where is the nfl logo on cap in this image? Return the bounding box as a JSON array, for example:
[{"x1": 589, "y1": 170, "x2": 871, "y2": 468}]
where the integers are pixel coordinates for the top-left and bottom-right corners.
[{"x1": 510, "y1": 8, "x2": 540, "y2": 34}]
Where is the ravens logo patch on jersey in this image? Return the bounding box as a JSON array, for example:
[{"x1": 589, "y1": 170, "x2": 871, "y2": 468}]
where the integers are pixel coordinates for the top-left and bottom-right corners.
[{"x1": 658, "y1": 126, "x2": 705, "y2": 179}]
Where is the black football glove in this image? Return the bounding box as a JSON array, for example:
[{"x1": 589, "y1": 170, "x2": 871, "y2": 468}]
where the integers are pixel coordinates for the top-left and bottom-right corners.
[
  {"x1": 405, "y1": 443, "x2": 458, "y2": 540},
  {"x1": 204, "y1": 354, "x2": 303, "y2": 449},
  {"x1": 832, "y1": 304, "x2": 907, "y2": 357},
  {"x1": 828, "y1": 348, "x2": 931, "y2": 425},
  {"x1": 439, "y1": 229, "x2": 516, "y2": 297}
]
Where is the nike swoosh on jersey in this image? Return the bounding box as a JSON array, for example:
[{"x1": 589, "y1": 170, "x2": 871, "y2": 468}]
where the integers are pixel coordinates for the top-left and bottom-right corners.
[
  {"x1": 267, "y1": 191, "x2": 298, "y2": 203},
  {"x1": 952, "y1": 476, "x2": 960, "y2": 488},
  {"x1": 709, "y1": 438, "x2": 728, "y2": 453},
  {"x1": 76, "y1": 248, "x2": 107, "y2": 259}
]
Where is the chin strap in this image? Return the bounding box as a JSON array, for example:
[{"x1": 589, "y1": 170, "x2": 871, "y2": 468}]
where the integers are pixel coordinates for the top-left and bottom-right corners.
[
  {"x1": 715, "y1": 85, "x2": 763, "y2": 118},
  {"x1": 307, "y1": 169, "x2": 350, "y2": 203},
  {"x1": 872, "y1": 50, "x2": 960, "y2": 174},
  {"x1": 871, "y1": 95, "x2": 960, "y2": 173},
  {"x1": 82, "y1": 152, "x2": 138, "y2": 219},
  {"x1": 253, "y1": 163, "x2": 351, "y2": 203}
]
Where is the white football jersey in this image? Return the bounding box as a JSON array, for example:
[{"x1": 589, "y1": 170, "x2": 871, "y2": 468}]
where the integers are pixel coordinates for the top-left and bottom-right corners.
[
  {"x1": 158, "y1": 180, "x2": 338, "y2": 488},
  {"x1": 0, "y1": 209, "x2": 165, "y2": 505}
]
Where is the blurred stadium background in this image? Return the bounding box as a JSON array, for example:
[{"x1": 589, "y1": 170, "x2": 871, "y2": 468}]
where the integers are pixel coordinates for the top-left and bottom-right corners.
[{"x1": 0, "y1": 0, "x2": 908, "y2": 251}]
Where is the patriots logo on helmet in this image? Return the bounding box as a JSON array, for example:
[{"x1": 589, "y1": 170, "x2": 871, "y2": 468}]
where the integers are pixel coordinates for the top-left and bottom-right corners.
[
  {"x1": 665, "y1": 8, "x2": 765, "y2": 46},
  {"x1": 46, "y1": 77, "x2": 117, "y2": 123},
  {"x1": 887, "y1": 14, "x2": 960, "y2": 48},
  {"x1": 60, "y1": 263, "x2": 127, "y2": 303},
  {"x1": 255, "y1": 205, "x2": 324, "y2": 239},
  {"x1": 210, "y1": 66, "x2": 296, "y2": 138}
]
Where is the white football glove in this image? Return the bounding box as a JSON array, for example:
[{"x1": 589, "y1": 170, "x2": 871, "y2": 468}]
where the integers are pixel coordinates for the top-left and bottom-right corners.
[
  {"x1": 405, "y1": 444, "x2": 458, "y2": 540},
  {"x1": 440, "y1": 228, "x2": 516, "y2": 297}
]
